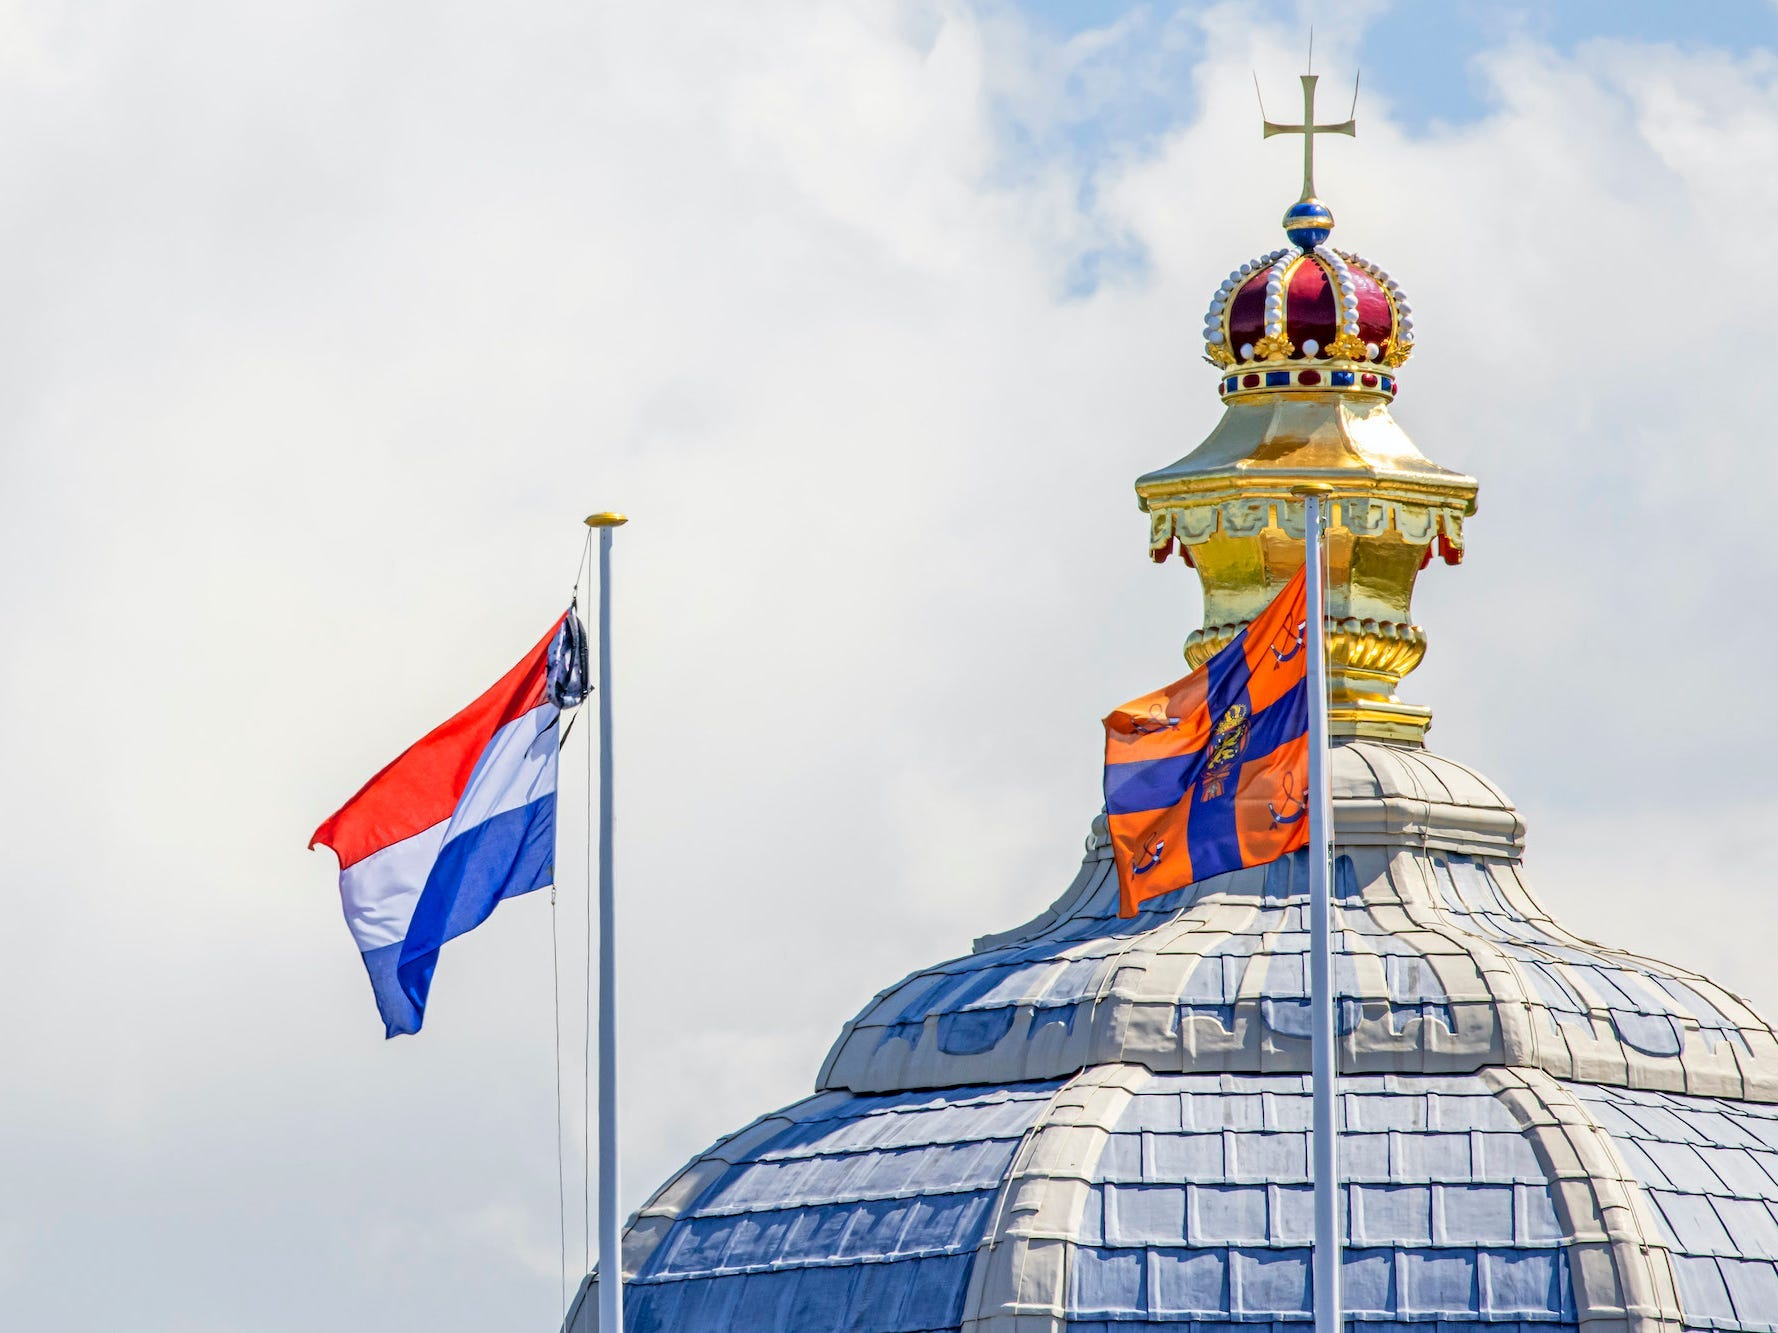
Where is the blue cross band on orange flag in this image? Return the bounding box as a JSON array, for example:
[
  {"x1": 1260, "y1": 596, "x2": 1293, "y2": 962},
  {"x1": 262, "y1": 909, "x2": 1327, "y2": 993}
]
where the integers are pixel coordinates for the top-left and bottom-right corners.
[{"x1": 1103, "y1": 567, "x2": 1311, "y2": 918}]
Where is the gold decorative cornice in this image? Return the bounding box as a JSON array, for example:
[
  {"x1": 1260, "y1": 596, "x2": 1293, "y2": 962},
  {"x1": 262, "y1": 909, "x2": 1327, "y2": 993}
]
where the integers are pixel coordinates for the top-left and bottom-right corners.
[
  {"x1": 1136, "y1": 392, "x2": 1476, "y2": 743},
  {"x1": 1148, "y1": 497, "x2": 1467, "y2": 558}
]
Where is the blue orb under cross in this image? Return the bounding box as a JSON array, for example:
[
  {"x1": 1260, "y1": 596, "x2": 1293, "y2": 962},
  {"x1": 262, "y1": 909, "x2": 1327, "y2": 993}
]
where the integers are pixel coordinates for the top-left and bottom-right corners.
[{"x1": 1284, "y1": 198, "x2": 1335, "y2": 249}]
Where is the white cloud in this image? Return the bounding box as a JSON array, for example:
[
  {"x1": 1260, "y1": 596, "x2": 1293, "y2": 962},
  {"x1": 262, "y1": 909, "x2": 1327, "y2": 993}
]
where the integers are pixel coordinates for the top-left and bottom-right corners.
[{"x1": 3, "y1": 2, "x2": 1775, "y2": 1327}]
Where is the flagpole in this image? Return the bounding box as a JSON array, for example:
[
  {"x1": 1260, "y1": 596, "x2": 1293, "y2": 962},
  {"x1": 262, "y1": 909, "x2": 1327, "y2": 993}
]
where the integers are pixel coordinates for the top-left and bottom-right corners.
[
  {"x1": 585, "y1": 511, "x2": 627, "y2": 1333},
  {"x1": 1297, "y1": 486, "x2": 1341, "y2": 1332}
]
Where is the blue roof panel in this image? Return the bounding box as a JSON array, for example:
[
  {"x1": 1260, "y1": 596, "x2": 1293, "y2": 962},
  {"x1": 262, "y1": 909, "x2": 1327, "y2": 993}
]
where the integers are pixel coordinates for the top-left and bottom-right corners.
[
  {"x1": 1186, "y1": 1185, "x2": 1267, "y2": 1246},
  {"x1": 1567, "y1": 1081, "x2": 1778, "y2": 1331},
  {"x1": 626, "y1": 1083, "x2": 1058, "y2": 1333},
  {"x1": 1230, "y1": 1247, "x2": 1311, "y2": 1315},
  {"x1": 1068, "y1": 1073, "x2": 1578, "y2": 1325},
  {"x1": 1351, "y1": 1184, "x2": 1433, "y2": 1247},
  {"x1": 1106, "y1": 1184, "x2": 1188, "y2": 1247},
  {"x1": 1479, "y1": 1249, "x2": 1568, "y2": 1318},
  {"x1": 1720, "y1": 1256, "x2": 1778, "y2": 1330}
]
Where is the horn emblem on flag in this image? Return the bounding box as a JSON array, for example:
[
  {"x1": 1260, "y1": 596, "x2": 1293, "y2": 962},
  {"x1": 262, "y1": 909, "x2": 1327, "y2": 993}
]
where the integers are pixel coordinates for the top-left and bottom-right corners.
[
  {"x1": 1270, "y1": 618, "x2": 1307, "y2": 665},
  {"x1": 1131, "y1": 837, "x2": 1166, "y2": 875},
  {"x1": 1268, "y1": 772, "x2": 1308, "y2": 826}
]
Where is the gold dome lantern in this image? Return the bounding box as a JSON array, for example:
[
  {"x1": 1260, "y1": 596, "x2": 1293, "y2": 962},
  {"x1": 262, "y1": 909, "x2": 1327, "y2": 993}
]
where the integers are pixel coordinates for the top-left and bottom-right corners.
[
  {"x1": 1140, "y1": 75, "x2": 1476, "y2": 744},
  {"x1": 1138, "y1": 396, "x2": 1474, "y2": 743}
]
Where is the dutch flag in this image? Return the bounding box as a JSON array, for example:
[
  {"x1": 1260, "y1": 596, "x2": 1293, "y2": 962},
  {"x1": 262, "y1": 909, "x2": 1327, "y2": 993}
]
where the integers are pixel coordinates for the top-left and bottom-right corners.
[{"x1": 310, "y1": 612, "x2": 587, "y2": 1036}]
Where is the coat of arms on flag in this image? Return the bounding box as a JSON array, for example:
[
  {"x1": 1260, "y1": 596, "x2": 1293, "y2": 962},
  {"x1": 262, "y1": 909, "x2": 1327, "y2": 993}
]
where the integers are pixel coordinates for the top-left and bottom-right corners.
[{"x1": 1102, "y1": 567, "x2": 1311, "y2": 917}]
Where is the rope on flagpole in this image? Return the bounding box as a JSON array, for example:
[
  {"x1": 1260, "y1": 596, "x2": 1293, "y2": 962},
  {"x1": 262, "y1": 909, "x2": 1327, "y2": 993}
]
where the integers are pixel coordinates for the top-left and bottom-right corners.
[
  {"x1": 556, "y1": 525, "x2": 593, "y2": 1313},
  {"x1": 551, "y1": 879, "x2": 567, "y2": 1314}
]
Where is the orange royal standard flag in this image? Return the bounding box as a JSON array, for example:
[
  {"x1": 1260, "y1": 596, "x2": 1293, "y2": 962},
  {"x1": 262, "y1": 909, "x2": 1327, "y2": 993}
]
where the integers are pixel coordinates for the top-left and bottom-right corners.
[{"x1": 1103, "y1": 567, "x2": 1311, "y2": 917}]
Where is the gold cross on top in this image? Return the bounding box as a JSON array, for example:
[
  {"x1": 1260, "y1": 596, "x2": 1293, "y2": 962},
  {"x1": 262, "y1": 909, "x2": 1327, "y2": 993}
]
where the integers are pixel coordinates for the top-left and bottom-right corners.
[{"x1": 1262, "y1": 73, "x2": 1356, "y2": 204}]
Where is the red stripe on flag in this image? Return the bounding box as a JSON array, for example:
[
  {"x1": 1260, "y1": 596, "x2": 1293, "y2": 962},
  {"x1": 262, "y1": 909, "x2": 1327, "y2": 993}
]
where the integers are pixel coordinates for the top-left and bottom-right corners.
[{"x1": 309, "y1": 614, "x2": 565, "y2": 871}]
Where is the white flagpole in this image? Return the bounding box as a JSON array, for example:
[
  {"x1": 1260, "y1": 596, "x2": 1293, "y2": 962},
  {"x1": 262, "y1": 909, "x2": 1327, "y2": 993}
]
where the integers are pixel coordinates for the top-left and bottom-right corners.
[
  {"x1": 585, "y1": 511, "x2": 627, "y2": 1333},
  {"x1": 1299, "y1": 487, "x2": 1341, "y2": 1331}
]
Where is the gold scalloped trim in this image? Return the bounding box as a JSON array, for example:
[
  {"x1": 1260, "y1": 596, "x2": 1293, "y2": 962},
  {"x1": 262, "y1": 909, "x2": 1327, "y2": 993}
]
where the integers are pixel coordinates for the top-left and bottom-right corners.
[
  {"x1": 1145, "y1": 498, "x2": 1471, "y2": 552},
  {"x1": 1185, "y1": 618, "x2": 1427, "y2": 678}
]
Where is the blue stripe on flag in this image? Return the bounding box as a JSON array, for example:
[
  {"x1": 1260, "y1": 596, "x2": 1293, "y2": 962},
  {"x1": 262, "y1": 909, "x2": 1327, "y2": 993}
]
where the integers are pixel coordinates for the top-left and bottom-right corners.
[
  {"x1": 1185, "y1": 780, "x2": 1240, "y2": 879},
  {"x1": 377, "y1": 794, "x2": 557, "y2": 1037},
  {"x1": 1104, "y1": 745, "x2": 1208, "y2": 817},
  {"x1": 1245, "y1": 677, "x2": 1308, "y2": 758},
  {"x1": 1204, "y1": 622, "x2": 1252, "y2": 718},
  {"x1": 1183, "y1": 679, "x2": 1307, "y2": 885},
  {"x1": 360, "y1": 939, "x2": 421, "y2": 1037}
]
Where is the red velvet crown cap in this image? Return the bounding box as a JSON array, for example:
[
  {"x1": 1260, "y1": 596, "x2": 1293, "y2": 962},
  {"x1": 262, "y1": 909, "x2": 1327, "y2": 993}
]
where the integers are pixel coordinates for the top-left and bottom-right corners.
[{"x1": 1223, "y1": 252, "x2": 1396, "y2": 361}]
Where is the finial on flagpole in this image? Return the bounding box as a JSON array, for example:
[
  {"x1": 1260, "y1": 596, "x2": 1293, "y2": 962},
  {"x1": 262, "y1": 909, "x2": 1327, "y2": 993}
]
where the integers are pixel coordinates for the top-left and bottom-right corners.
[
  {"x1": 584, "y1": 512, "x2": 629, "y2": 528},
  {"x1": 1293, "y1": 482, "x2": 1334, "y2": 523}
]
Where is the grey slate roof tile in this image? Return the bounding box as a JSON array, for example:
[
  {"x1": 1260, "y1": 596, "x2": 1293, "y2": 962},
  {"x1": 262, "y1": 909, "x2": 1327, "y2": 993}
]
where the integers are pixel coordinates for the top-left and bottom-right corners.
[
  {"x1": 1396, "y1": 1129, "x2": 1473, "y2": 1179},
  {"x1": 1072, "y1": 1244, "x2": 1142, "y2": 1314},
  {"x1": 1433, "y1": 1183, "x2": 1516, "y2": 1246},
  {"x1": 1720, "y1": 1256, "x2": 1778, "y2": 1330},
  {"x1": 1226, "y1": 1130, "x2": 1308, "y2": 1181},
  {"x1": 1148, "y1": 1248, "x2": 1228, "y2": 1315},
  {"x1": 1671, "y1": 1264, "x2": 1736, "y2": 1331},
  {"x1": 1649, "y1": 1188, "x2": 1737, "y2": 1254},
  {"x1": 1105, "y1": 1183, "x2": 1187, "y2": 1247},
  {"x1": 1514, "y1": 1183, "x2": 1565, "y2": 1245},
  {"x1": 1187, "y1": 1184, "x2": 1269, "y2": 1245},
  {"x1": 1642, "y1": 1139, "x2": 1732, "y2": 1194},
  {"x1": 1269, "y1": 1184, "x2": 1316, "y2": 1246},
  {"x1": 1478, "y1": 1249, "x2": 1569, "y2": 1317},
  {"x1": 1229, "y1": 1247, "x2": 1311, "y2": 1315},
  {"x1": 1702, "y1": 1146, "x2": 1778, "y2": 1200},
  {"x1": 1399, "y1": 1248, "x2": 1478, "y2": 1314},
  {"x1": 1338, "y1": 1131, "x2": 1392, "y2": 1181},
  {"x1": 1351, "y1": 1184, "x2": 1433, "y2": 1246},
  {"x1": 1341, "y1": 1247, "x2": 1396, "y2": 1314},
  {"x1": 1147, "y1": 1130, "x2": 1223, "y2": 1181}
]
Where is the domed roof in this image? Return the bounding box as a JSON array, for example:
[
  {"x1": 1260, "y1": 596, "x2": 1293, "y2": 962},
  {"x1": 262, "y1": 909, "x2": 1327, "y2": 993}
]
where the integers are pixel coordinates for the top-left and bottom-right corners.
[
  {"x1": 817, "y1": 743, "x2": 1778, "y2": 1103},
  {"x1": 595, "y1": 746, "x2": 1778, "y2": 1332}
]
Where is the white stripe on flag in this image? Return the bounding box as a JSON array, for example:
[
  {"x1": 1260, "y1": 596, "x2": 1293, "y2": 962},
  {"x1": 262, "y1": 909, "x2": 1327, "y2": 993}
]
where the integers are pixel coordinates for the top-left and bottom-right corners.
[
  {"x1": 442, "y1": 702, "x2": 560, "y2": 842},
  {"x1": 338, "y1": 819, "x2": 449, "y2": 952},
  {"x1": 336, "y1": 704, "x2": 559, "y2": 955}
]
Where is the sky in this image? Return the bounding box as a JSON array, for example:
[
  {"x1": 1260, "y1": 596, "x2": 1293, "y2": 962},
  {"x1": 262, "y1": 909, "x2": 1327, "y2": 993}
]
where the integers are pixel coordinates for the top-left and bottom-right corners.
[{"x1": 3, "y1": 1, "x2": 1777, "y2": 1328}]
